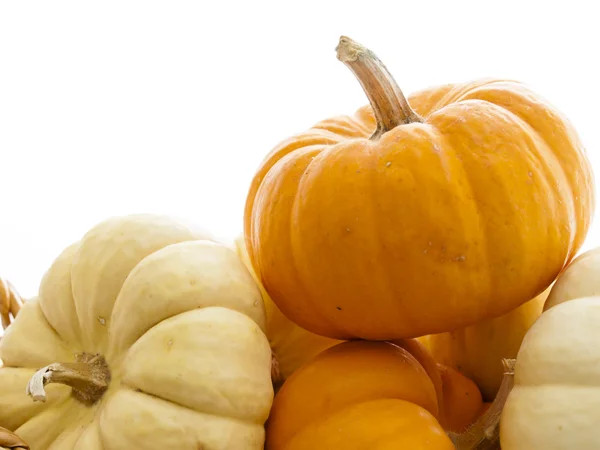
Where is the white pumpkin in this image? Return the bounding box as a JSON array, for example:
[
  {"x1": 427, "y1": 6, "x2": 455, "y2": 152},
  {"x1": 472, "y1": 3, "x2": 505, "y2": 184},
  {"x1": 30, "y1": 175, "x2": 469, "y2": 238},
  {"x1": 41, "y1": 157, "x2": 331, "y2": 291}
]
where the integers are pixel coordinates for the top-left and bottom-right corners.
[
  {"x1": 544, "y1": 245, "x2": 600, "y2": 311},
  {"x1": 0, "y1": 214, "x2": 274, "y2": 449}
]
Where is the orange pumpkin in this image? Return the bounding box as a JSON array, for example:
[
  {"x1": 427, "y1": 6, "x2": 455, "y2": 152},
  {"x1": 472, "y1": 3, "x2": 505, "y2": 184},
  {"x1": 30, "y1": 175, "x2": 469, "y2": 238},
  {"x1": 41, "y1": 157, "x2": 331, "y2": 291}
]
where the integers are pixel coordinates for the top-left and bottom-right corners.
[
  {"x1": 422, "y1": 287, "x2": 549, "y2": 400},
  {"x1": 265, "y1": 339, "x2": 482, "y2": 449},
  {"x1": 436, "y1": 364, "x2": 484, "y2": 433},
  {"x1": 390, "y1": 338, "x2": 482, "y2": 434},
  {"x1": 243, "y1": 36, "x2": 595, "y2": 340}
]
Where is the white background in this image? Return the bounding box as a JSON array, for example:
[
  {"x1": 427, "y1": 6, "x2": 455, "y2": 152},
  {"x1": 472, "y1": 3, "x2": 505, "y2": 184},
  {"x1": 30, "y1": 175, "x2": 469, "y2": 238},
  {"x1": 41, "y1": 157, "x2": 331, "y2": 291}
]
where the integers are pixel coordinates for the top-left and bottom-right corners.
[{"x1": 1, "y1": 1, "x2": 599, "y2": 302}]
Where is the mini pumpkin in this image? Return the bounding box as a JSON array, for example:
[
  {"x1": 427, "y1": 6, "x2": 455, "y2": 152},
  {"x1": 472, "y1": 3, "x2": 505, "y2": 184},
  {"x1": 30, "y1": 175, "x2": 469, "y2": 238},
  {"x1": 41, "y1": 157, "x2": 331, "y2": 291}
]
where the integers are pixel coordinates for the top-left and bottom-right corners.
[
  {"x1": 243, "y1": 36, "x2": 595, "y2": 341},
  {"x1": 265, "y1": 339, "x2": 483, "y2": 449},
  {"x1": 543, "y1": 245, "x2": 600, "y2": 311},
  {"x1": 423, "y1": 287, "x2": 549, "y2": 400},
  {"x1": 0, "y1": 215, "x2": 274, "y2": 449},
  {"x1": 232, "y1": 235, "x2": 341, "y2": 386}
]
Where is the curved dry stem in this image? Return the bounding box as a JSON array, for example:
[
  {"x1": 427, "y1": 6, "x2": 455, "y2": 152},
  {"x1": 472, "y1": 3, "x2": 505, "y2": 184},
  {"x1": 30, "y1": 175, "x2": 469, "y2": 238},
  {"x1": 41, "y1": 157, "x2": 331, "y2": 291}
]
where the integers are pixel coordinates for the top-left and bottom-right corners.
[
  {"x1": 335, "y1": 35, "x2": 423, "y2": 139},
  {"x1": 0, "y1": 426, "x2": 29, "y2": 449},
  {"x1": 26, "y1": 353, "x2": 111, "y2": 406},
  {"x1": 449, "y1": 358, "x2": 516, "y2": 449},
  {"x1": 0, "y1": 278, "x2": 24, "y2": 331}
]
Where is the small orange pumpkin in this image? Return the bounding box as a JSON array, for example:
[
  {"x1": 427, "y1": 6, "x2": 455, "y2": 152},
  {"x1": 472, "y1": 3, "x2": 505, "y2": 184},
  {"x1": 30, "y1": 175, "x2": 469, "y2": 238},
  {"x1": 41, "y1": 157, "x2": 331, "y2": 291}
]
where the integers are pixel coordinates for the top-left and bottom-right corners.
[
  {"x1": 243, "y1": 36, "x2": 595, "y2": 341},
  {"x1": 265, "y1": 339, "x2": 482, "y2": 449}
]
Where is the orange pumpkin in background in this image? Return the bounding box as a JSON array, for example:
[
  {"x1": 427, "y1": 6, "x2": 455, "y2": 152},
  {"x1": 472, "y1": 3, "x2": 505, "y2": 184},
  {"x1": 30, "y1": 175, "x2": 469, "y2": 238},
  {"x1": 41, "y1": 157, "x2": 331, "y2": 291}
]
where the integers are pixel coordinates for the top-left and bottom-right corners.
[
  {"x1": 232, "y1": 235, "x2": 341, "y2": 385},
  {"x1": 265, "y1": 339, "x2": 482, "y2": 449},
  {"x1": 422, "y1": 287, "x2": 549, "y2": 401},
  {"x1": 243, "y1": 36, "x2": 595, "y2": 341}
]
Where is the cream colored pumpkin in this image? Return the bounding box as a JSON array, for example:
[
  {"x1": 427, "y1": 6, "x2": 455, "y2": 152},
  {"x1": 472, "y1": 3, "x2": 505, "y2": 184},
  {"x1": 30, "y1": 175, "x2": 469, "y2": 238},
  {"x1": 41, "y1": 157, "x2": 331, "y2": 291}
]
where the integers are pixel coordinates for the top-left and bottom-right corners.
[
  {"x1": 544, "y1": 245, "x2": 600, "y2": 311},
  {"x1": 0, "y1": 215, "x2": 274, "y2": 450}
]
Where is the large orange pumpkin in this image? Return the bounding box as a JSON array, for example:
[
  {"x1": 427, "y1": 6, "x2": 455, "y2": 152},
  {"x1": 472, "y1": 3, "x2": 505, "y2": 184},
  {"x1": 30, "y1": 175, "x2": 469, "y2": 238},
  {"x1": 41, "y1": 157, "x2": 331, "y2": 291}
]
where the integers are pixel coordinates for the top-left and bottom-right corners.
[
  {"x1": 243, "y1": 36, "x2": 595, "y2": 340},
  {"x1": 265, "y1": 339, "x2": 482, "y2": 449}
]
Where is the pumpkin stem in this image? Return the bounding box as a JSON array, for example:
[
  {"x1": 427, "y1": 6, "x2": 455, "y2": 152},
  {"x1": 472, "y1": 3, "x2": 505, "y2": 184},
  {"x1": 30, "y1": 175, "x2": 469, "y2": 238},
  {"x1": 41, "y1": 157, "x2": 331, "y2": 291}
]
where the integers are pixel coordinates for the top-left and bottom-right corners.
[
  {"x1": 449, "y1": 358, "x2": 516, "y2": 449},
  {"x1": 1, "y1": 277, "x2": 24, "y2": 331},
  {"x1": 335, "y1": 35, "x2": 423, "y2": 139},
  {"x1": 0, "y1": 426, "x2": 29, "y2": 449},
  {"x1": 271, "y1": 350, "x2": 285, "y2": 394},
  {"x1": 26, "y1": 353, "x2": 111, "y2": 406}
]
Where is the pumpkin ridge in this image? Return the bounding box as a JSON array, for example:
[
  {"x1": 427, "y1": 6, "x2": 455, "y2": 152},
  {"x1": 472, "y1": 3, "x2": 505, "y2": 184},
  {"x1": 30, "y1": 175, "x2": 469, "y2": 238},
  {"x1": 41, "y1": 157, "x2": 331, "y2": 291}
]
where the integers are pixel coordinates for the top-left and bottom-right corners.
[
  {"x1": 501, "y1": 103, "x2": 577, "y2": 263},
  {"x1": 434, "y1": 79, "x2": 516, "y2": 112},
  {"x1": 360, "y1": 138, "x2": 417, "y2": 334},
  {"x1": 427, "y1": 103, "x2": 502, "y2": 321},
  {"x1": 14, "y1": 392, "x2": 78, "y2": 445},
  {"x1": 119, "y1": 306, "x2": 273, "y2": 424},
  {"x1": 376, "y1": 126, "x2": 473, "y2": 333},
  {"x1": 115, "y1": 384, "x2": 265, "y2": 426},
  {"x1": 245, "y1": 133, "x2": 340, "y2": 268},
  {"x1": 456, "y1": 82, "x2": 593, "y2": 261},
  {"x1": 288, "y1": 139, "x2": 398, "y2": 338},
  {"x1": 453, "y1": 90, "x2": 575, "y2": 213},
  {"x1": 106, "y1": 240, "x2": 267, "y2": 360},
  {"x1": 286, "y1": 145, "x2": 353, "y2": 337},
  {"x1": 430, "y1": 101, "x2": 563, "y2": 319},
  {"x1": 70, "y1": 215, "x2": 212, "y2": 351},
  {"x1": 311, "y1": 113, "x2": 373, "y2": 138},
  {"x1": 44, "y1": 407, "x2": 97, "y2": 449},
  {"x1": 34, "y1": 296, "x2": 71, "y2": 354},
  {"x1": 250, "y1": 145, "x2": 342, "y2": 337},
  {"x1": 0, "y1": 299, "x2": 75, "y2": 369},
  {"x1": 488, "y1": 96, "x2": 579, "y2": 280}
]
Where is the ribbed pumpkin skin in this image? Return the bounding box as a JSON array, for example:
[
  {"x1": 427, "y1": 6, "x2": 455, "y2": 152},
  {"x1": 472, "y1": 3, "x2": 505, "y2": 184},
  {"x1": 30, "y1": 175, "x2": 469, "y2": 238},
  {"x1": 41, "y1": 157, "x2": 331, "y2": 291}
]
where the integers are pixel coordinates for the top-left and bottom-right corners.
[{"x1": 244, "y1": 79, "x2": 595, "y2": 341}]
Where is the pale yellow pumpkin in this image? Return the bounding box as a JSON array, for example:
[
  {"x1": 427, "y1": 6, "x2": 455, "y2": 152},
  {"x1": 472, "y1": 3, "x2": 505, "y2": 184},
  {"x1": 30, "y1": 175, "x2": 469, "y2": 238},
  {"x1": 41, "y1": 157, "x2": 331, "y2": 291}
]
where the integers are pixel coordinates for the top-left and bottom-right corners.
[
  {"x1": 422, "y1": 288, "x2": 549, "y2": 401},
  {"x1": 544, "y1": 245, "x2": 600, "y2": 311},
  {"x1": 0, "y1": 215, "x2": 274, "y2": 449},
  {"x1": 232, "y1": 235, "x2": 340, "y2": 384}
]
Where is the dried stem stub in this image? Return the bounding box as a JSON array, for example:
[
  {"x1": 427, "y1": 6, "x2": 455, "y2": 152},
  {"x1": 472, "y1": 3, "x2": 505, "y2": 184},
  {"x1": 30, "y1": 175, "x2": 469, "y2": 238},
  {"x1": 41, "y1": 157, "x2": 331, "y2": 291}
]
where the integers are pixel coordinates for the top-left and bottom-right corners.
[
  {"x1": 26, "y1": 353, "x2": 111, "y2": 406},
  {"x1": 450, "y1": 358, "x2": 516, "y2": 450}
]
